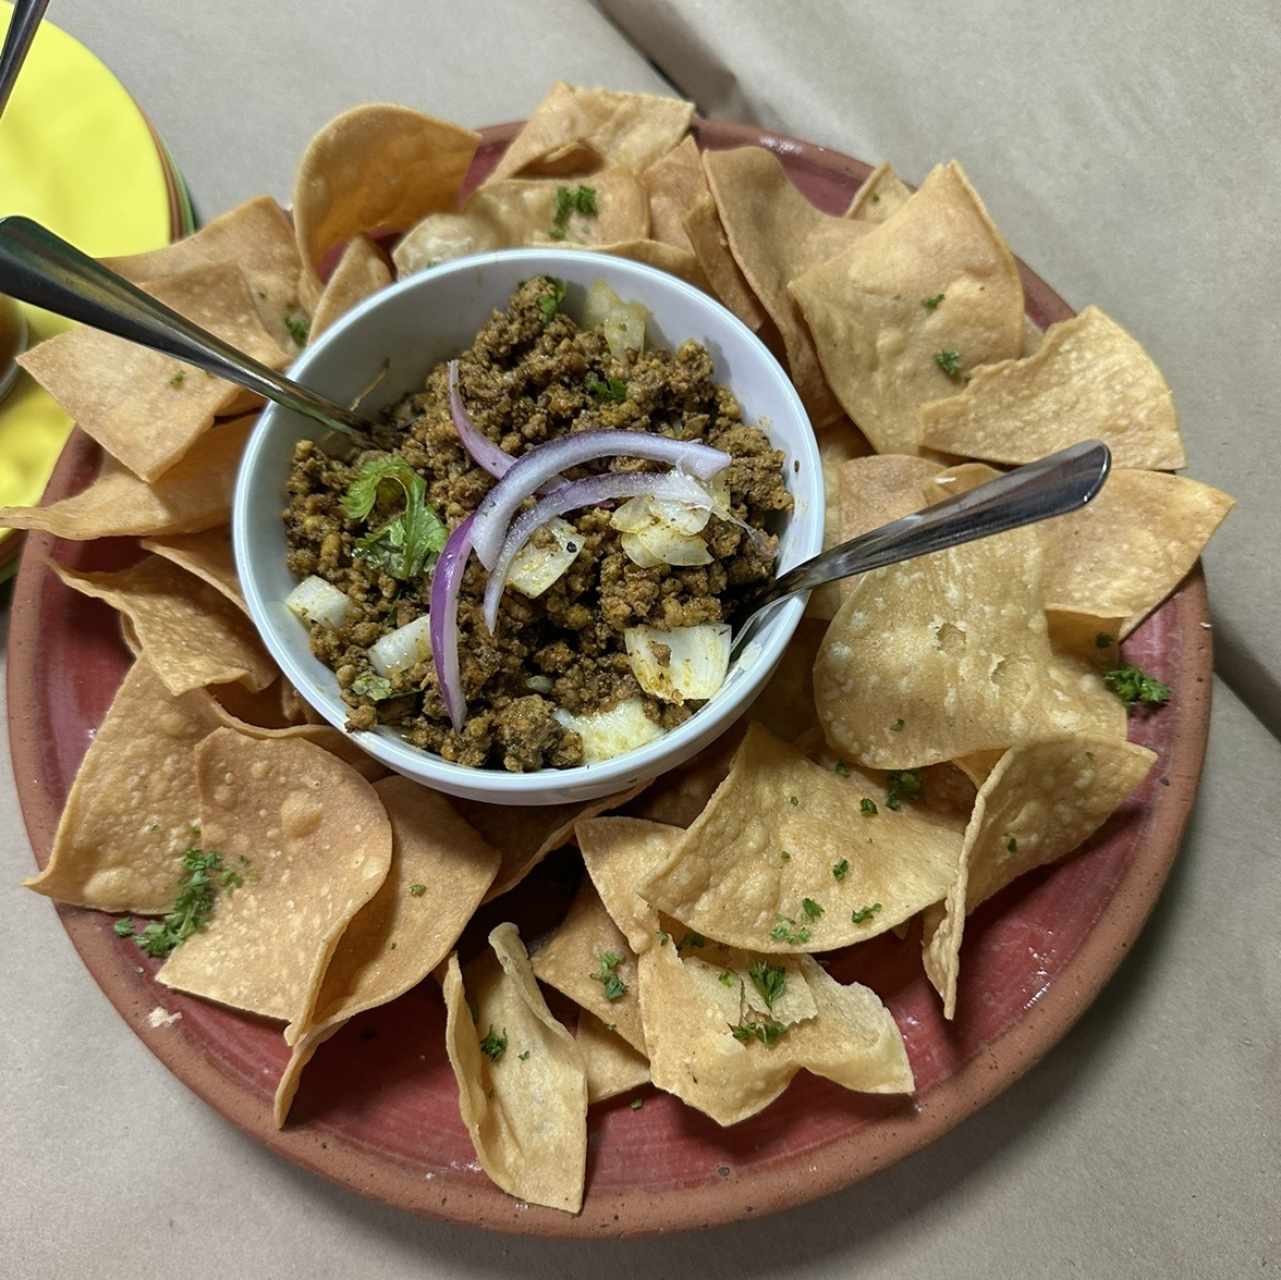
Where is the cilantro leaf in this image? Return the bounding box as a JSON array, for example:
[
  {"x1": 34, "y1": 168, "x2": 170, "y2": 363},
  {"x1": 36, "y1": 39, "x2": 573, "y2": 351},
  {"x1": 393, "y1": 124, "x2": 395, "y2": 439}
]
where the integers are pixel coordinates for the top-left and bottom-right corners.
[
  {"x1": 128, "y1": 847, "x2": 237, "y2": 958},
  {"x1": 408, "y1": 883, "x2": 427, "y2": 896},
  {"x1": 730, "y1": 1013, "x2": 787, "y2": 1046},
  {"x1": 801, "y1": 898, "x2": 824, "y2": 921},
  {"x1": 479, "y1": 1026, "x2": 508, "y2": 1062},
  {"x1": 283, "y1": 310, "x2": 310, "y2": 346},
  {"x1": 832, "y1": 858, "x2": 850, "y2": 880},
  {"x1": 885, "y1": 769, "x2": 923, "y2": 811},
  {"x1": 550, "y1": 185, "x2": 598, "y2": 239},
  {"x1": 168, "y1": 370, "x2": 186, "y2": 388},
  {"x1": 343, "y1": 456, "x2": 447, "y2": 580},
  {"x1": 629, "y1": 1097, "x2": 644, "y2": 1110},
  {"x1": 922, "y1": 294, "x2": 945, "y2": 311},
  {"x1": 718, "y1": 970, "x2": 735, "y2": 987},
  {"x1": 833, "y1": 760, "x2": 850, "y2": 777},
  {"x1": 860, "y1": 797, "x2": 878, "y2": 816},
  {"x1": 850, "y1": 902, "x2": 882, "y2": 925},
  {"x1": 1103, "y1": 664, "x2": 1171, "y2": 708},
  {"x1": 934, "y1": 349, "x2": 964, "y2": 380},
  {"x1": 351, "y1": 671, "x2": 395, "y2": 702},
  {"x1": 769, "y1": 918, "x2": 810, "y2": 946},
  {"x1": 592, "y1": 950, "x2": 628, "y2": 1001},
  {"x1": 587, "y1": 375, "x2": 628, "y2": 402},
  {"x1": 113, "y1": 917, "x2": 135, "y2": 938},
  {"x1": 747, "y1": 961, "x2": 786, "y2": 1010},
  {"x1": 539, "y1": 277, "x2": 567, "y2": 321}
]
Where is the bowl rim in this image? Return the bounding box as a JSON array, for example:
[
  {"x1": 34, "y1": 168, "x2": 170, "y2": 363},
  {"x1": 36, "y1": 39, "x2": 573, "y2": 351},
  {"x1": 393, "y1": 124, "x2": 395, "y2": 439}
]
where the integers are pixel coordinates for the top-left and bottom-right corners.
[{"x1": 232, "y1": 246, "x2": 825, "y2": 801}]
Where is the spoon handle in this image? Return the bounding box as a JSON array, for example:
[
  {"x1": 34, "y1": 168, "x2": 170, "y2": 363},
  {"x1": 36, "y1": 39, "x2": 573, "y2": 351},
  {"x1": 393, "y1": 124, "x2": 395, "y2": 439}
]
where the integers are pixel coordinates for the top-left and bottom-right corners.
[
  {"x1": 0, "y1": 215, "x2": 370, "y2": 439},
  {"x1": 0, "y1": 0, "x2": 49, "y2": 118},
  {"x1": 748, "y1": 439, "x2": 1111, "y2": 617}
]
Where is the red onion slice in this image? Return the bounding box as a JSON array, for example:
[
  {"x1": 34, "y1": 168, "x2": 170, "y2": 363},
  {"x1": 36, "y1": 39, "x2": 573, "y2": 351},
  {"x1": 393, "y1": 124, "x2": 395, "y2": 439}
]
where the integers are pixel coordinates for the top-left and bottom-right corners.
[
  {"x1": 482, "y1": 470, "x2": 715, "y2": 633},
  {"x1": 447, "y1": 360, "x2": 516, "y2": 480},
  {"x1": 470, "y1": 430, "x2": 730, "y2": 570},
  {"x1": 429, "y1": 513, "x2": 475, "y2": 733}
]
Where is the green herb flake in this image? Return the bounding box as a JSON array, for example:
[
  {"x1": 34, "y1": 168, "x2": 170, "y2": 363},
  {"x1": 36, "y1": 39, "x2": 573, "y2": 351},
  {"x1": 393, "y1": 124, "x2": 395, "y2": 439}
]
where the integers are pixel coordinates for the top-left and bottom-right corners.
[
  {"x1": 730, "y1": 1014, "x2": 787, "y2": 1047},
  {"x1": 934, "y1": 349, "x2": 963, "y2": 380},
  {"x1": 747, "y1": 960, "x2": 786, "y2": 1010},
  {"x1": 130, "y1": 847, "x2": 233, "y2": 959},
  {"x1": 860, "y1": 797, "x2": 879, "y2": 816},
  {"x1": 832, "y1": 858, "x2": 850, "y2": 880},
  {"x1": 656, "y1": 929, "x2": 670, "y2": 946},
  {"x1": 283, "y1": 311, "x2": 310, "y2": 346},
  {"x1": 352, "y1": 671, "x2": 394, "y2": 702},
  {"x1": 769, "y1": 918, "x2": 810, "y2": 946},
  {"x1": 850, "y1": 902, "x2": 883, "y2": 925},
  {"x1": 479, "y1": 1026, "x2": 508, "y2": 1062},
  {"x1": 168, "y1": 370, "x2": 186, "y2": 388},
  {"x1": 1103, "y1": 664, "x2": 1172, "y2": 709},
  {"x1": 801, "y1": 898, "x2": 824, "y2": 921},
  {"x1": 629, "y1": 1097, "x2": 644, "y2": 1110},
  {"x1": 342, "y1": 456, "x2": 447, "y2": 580},
  {"x1": 592, "y1": 950, "x2": 628, "y2": 1001},
  {"x1": 408, "y1": 883, "x2": 427, "y2": 896},
  {"x1": 788, "y1": 794, "x2": 800, "y2": 807},
  {"x1": 833, "y1": 760, "x2": 850, "y2": 777},
  {"x1": 676, "y1": 931, "x2": 707, "y2": 952},
  {"x1": 1005, "y1": 834, "x2": 1018, "y2": 854},
  {"x1": 550, "y1": 184, "x2": 598, "y2": 239},
  {"x1": 885, "y1": 769, "x2": 923, "y2": 811},
  {"x1": 518, "y1": 1050, "x2": 531, "y2": 1062},
  {"x1": 113, "y1": 917, "x2": 135, "y2": 938},
  {"x1": 780, "y1": 851, "x2": 791, "y2": 863},
  {"x1": 586, "y1": 375, "x2": 628, "y2": 402},
  {"x1": 922, "y1": 293, "x2": 945, "y2": 311},
  {"x1": 890, "y1": 718, "x2": 905, "y2": 732},
  {"x1": 718, "y1": 970, "x2": 735, "y2": 987},
  {"x1": 538, "y1": 277, "x2": 567, "y2": 321}
]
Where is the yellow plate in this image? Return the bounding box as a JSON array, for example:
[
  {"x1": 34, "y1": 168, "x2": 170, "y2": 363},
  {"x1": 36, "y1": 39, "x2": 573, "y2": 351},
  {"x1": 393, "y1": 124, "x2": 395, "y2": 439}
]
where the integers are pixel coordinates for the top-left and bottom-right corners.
[{"x1": 0, "y1": 1, "x2": 176, "y2": 543}]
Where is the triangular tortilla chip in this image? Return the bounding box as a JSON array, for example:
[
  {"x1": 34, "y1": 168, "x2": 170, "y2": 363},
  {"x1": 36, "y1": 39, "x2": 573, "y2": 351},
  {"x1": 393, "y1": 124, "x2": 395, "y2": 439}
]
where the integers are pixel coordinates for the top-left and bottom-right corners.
[
  {"x1": 844, "y1": 161, "x2": 912, "y2": 222},
  {"x1": 790, "y1": 161, "x2": 1024, "y2": 453},
  {"x1": 0, "y1": 414, "x2": 254, "y2": 539},
  {"x1": 584, "y1": 238, "x2": 710, "y2": 290},
  {"x1": 919, "y1": 306, "x2": 1186, "y2": 469},
  {"x1": 443, "y1": 925, "x2": 588, "y2": 1213},
  {"x1": 157, "y1": 729, "x2": 392, "y2": 1025},
  {"x1": 640, "y1": 135, "x2": 704, "y2": 250},
  {"x1": 681, "y1": 194, "x2": 767, "y2": 330},
  {"x1": 577, "y1": 816, "x2": 681, "y2": 953},
  {"x1": 141, "y1": 526, "x2": 241, "y2": 610},
  {"x1": 308, "y1": 234, "x2": 393, "y2": 339},
  {"x1": 704, "y1": 146, "x2": 870, "y2": 426},
  {"x1": 922, "y1": 737, "x2": 1156, "y2": 1017},
  {"x1": 18, "y1": 264, "x2": 287, "y2": 481},
  {"x1": 575, "y1": 1012, "x2": 650, "y2": 1104}
]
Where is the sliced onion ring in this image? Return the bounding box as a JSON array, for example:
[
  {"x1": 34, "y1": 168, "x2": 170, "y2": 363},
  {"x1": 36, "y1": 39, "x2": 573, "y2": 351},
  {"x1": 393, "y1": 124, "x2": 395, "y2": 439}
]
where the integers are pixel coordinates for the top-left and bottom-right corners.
[
  {"x1": 482, "y1": 470, "x2": 714, "y2": 634},
  {"x1": 447, "y1": 360, "x2": 516, "y2": 480},
  {"x1": 430, "y1": 513, "x2": 475, "y2": 733},
  {"x1": 470, "y1": 430, "x2": 730, "y2": 569}
]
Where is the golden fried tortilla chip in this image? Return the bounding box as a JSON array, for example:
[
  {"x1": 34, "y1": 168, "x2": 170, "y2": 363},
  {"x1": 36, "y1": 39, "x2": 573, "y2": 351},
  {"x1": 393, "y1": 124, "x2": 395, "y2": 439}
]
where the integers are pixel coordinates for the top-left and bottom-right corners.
[
  {"x1": 815, "y1": 525, "x2": 1125, "y2": 769},
  {"x1": 19, "y1": 265, "x2": 287, "y2": 481},
  {"x1": 681, "y1": 194, "x2": 767, "y2": 330},
  {"x1": 157, "y1": 729, "x2": 392, "y2": 1023},
  {"x1": 532, "y1": 877, "x2": 646, "y2": 1052},
  {"x1": 0, "y1": 415, "x2": 254, "y2": 539},
  {"x1": 1046, "y1": 608, "x2": 1124, "y2": 670},
  {"x1": 1036, "y1": 468, "x2": 1235, "y2": 636},
  {"x1": 790, "y1": 161, "x2": 1024, "y2": 453},
  {"x1": 844, "y1": 161, "x2": 912, "y2": 222},
  {"x1": 392, "y1": 170, "x2": 649, "y2": 275},
  {"x1": 444, "y1": 925, "x2": 588, "y2": 1214},
  {"x1": 586, "y1": 238, "x2": 710, "y2": 290},
  {"x1": 487, "y1": 81, "x2": 693, "y2": 183},
  {"x1": 23, "y1": 659, "x2": 222, "y2": 913},
  {"x1": 53, "y1": 556, "x2": 275, "y2": 695},
  {"x1": 919, "y1": 306, "x2": 1186, "y2": 469},
  {"x1": 923, "y1": 737, "x2": 1156, "y2": 1018},
  {"x1": 639, "y1": 724, "x2": 960, "y2": 953},
  {"x1": 575, "y1": 1011, "x2": 650, "y2": 1104},
  {"x1": 640, "y1": 135, "x2": 704, "y2": 250},
  {"x1": 293, "y1": 104, "x2": 480, "y2": 303},
  {"x1": 577, "y1": 816, "x2": 679, "y2": 953},
  {"x1": 141, "y1": 527, "x2": 241, "y2": 610},
  {"x1": 207, "y1": 699, "x2": 389, "y2": 782},
  {"x1": 308, "y1": 235, "x2": 393, "y2": 339},
  {"x1": 622, "y1": 727, "x2": 744, "y2": 830},
  {"x1": 704, "y1": 147, "x2": 870, "y2": 426},
  {"x1": 1022, "y1": 315, "x2": 1044, "y2": 356},
  {"x1": 746, "y1": 617, "x2": 828, "y2": 742},
  {"x1": 101, "y1": 196, "x2": 303, "y2": 352}
]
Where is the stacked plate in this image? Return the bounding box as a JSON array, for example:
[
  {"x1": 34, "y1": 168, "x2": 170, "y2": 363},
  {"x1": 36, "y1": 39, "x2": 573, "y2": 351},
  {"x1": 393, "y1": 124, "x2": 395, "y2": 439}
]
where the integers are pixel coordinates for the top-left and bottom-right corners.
[{"x1": 0, "y1": 2, "x2": 192, "y2": 580}]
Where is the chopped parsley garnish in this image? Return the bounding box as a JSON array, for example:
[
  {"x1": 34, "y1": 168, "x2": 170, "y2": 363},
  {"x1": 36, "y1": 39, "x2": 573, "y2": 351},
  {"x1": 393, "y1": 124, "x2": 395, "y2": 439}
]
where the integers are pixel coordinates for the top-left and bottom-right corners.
[
  {"x1": 850, "y1": 903, "x2": 883, "y2": 925},
  {"x1": 890, "y1": 718, "x2": 906, "y2": 732},
  {"x1": 592, "y1": 950, "x2": 627, "y2": 1001},
  {"x1": 283, "y1": 310, "x2": 310, "y2": 346},
  {"x1": 676, "y1": 931, "x2": 707, "y2": 952},
  {"x1": 801, "y1": 898, "x2": 824, "y2": 921},
  {"x1": 860, "y1": 797, "x2": 878, "y2": 816},
  {"x1": 629, "y1": 1097, "x2": 644, "y2": 1110},
  {"x1": 769, "y1": 918, "x2": 810, "y2": 946},
  {"x1": 922, "y1": 294, "x2": 945, "y2": 311},
  {"x1": 342, "y1": 456, "x2": 447, "y2": 580},
  {"x1": 747, "y1": 961, "x2": 786, "y2": 1010},
  {"x1": 518, "y1": 1050, "x2": 531, "y2": 1062},
  {"x1": 1103, "y1": 664, "x2": 1172, "y2": 708},
  {"x1": 1095, "y1": 632, "x2": 1114, "y2": 649},
  {"x1": 788, "y1": 795, "x2": 800, "y2": 807},
  {"x1": 780, "y1": 851, "x2": 791, "y2": 863},
  {"x1": 656, "y1": 929, "x2": 671, "y2": 946},
  {"x1": 351, "y1": 671, "x2": 394, "y2": 701},
  {"x1": 538, "y1": 277, "x2": 567, "y2": 322},
  {"x1": 168, "y1": 370, "x2": 186, "y2": 388},
  {"x1": 832, "y1": 858, "x2": 850, "y2": 880},
  {"x1": 124, "y1": 847, "x2": 240, "y2": 958},
  {"x1": 113, "y1": 917, "x2": 135, "y2": 938},
  {"x1": 730, "y1": 1014, "x2": 787, "y2": 1047},
  {"x1": 833, "y1": 760, "x2": 850, "y2": 777},
  {"x1": 586, "y1": 375, "x2": 628, "y2": 402},
  {"x1": 549, "y1": 184, "x2": 598, "y2": 239},
  {"x1": 408, "y1": 883, "x2": 427, "y2": 896},
  {"x1": 479, "y1": 1026, "x2": 508, "y2": 1062},
  {"x1": 934, "y1": 349, "x2": 964, "y2": 380},
  {"x1": 718, "y1": 969, "x2": 735, "y2": 987},
  {"x1": 885, "y1": 769, "x2": 923, "y2": 811},
  {"x1": 1004, "y1": 835, "x2": 1018, "y2": 854}
]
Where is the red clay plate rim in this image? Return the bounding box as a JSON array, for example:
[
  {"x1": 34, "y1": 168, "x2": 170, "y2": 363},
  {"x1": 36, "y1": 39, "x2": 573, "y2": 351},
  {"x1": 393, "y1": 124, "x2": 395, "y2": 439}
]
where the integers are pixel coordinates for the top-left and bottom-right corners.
[{"x1": 5, "y1": 118, "x2": 1213, "y2": 1238}]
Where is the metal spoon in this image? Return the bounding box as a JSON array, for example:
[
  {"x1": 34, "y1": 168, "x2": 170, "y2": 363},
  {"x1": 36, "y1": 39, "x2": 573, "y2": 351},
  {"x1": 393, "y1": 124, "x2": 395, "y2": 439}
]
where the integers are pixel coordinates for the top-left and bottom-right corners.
[
  {"x1": 0, "y1": 0, "x2": 50, "y2": 118},
  {"x1": 730, "y1": 439, "x2": 1110, "y2": 655},
  {"x1": 0, "y1": 215, "x2": 373, "y2": 448}
]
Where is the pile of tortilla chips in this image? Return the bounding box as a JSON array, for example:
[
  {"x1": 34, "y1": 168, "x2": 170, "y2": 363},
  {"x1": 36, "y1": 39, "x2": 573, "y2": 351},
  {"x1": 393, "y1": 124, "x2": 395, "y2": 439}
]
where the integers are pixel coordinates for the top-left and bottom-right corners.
[{"x1": 8, "y1": 82, "x2": 1235, "y2": 1217}]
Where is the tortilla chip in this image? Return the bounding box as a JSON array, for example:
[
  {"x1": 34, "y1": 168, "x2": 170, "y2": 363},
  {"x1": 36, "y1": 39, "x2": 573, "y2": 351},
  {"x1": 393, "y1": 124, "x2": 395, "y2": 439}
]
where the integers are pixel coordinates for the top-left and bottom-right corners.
[
  {"x1": 157, "y1": 730, "x2": 392, "y2": 1023},
  {"x1": 951, "y1": 750, "x2": 1005, "y2": 789},
  {"x1": 52, "y1": 556, "x2": 275, "y2": 695},
  {"x1": 922, "y1": 459, "x2": 1001, "y2": 503},
  {"x1": 141, "y1": 527, "x2": 241, "y2": 610},
  {"x1": 101, "y1": 196, "x2": 303, "y2": 351},
  {"x1": 532, "y1": 877, "x2": 646, "y2": 1053},
  {"x1": 1036, "y1": 468, "x2": 1235, "y2": 636},
  {"x1": 18, "y1": 264, "x2": 287, "y2": 482},
  {"x1": 789, "y1": 161, "x2": 1024, "y2": 454},
  {"x1": 922, "y1": 737, "x2": 1156, "y2": 1018},
  {"x1": 638, "y1": 942, "x2": 911, "y2": 1126},
  {"x1": 271, "y1": 1022, "x2": 344, "y2": 1128},
  {"x1": 392, "y1": 170, "x2": 649, "y2": 275},
  {"x1": 309, "y1": 235, "x2": 393, "y2": 339},
  {"x1": 575, "y1": 1012, "x2": 650, "y2": 1104},
  {"x1": 810, "y1": 454, "x2": 943, "y2": 619},
  {"x1": 640, "y1": 135, "x2": 704, "y2": 250},
  {"x1": 1022, "y1": 315, "x2": 1045, "y2": 356},
  {"x1": 487, "y1": 81, "x2": 693, "y2": 183},
  {"x1": 577, "y1": 816, "x2": 679, "y2": 953},
  {"x1": 704, "y1": 147, "x2": 870, "y2": 426},
  {"x1": 844, "y1": 161, "x2": 912, "y2": 222},
  {"x1": 459, "y1": 782, "x2": 646, "y2": 902},
  {"x1": 815, "y1": 525, "x2": 1125, "y2": 769},
  {"x1": 23, "y1": 659, "x2": 223, "y2": 913},
  {"x1": 293, "y1": 104, "x2": 480, "y2": 303},
  {"x1": 747, "y1": 617, "x2": 827, "y2": 741},
  {"x1": 210, "y1": 679, "x2": 295, "y2": 730},
  {"x1": 586, "y1": 238, "x2": 710, "y2": 290},
  {"x1": 638, "y1": 724, "x2": 959, "y2": 953},
  {"x1": 443, "y1": 925, "x2": 588, "y2": 1213},
  {"x1": 0, "y1": 414, "x2": 254, "y2": 539},
  {"x1": 623, "y1": 727, "x2": 743, "y2": 830},
  {"x1": 681, "y1": 195, "x2": 767, "y2": 330},
  {"x1": 1046, "y1": 608, "x2": 1124, "y2": 670},
  {"x1": 919, "y1": 306, "x2": 1186, "y2": 469}
]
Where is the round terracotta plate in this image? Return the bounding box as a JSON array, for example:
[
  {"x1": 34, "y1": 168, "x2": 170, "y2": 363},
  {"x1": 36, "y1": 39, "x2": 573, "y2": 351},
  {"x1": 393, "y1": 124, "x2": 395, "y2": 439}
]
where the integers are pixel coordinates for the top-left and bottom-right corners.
[{"x1": 6, "y1": 120, "x2": 1212, "y2": 1238}]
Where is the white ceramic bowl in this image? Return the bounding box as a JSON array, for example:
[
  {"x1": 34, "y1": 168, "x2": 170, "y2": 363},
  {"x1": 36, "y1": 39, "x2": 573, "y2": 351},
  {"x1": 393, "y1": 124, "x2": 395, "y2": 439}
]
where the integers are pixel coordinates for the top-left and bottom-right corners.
[{"x1": 234, "y1": 249, "x2": 823, "y2": 805}]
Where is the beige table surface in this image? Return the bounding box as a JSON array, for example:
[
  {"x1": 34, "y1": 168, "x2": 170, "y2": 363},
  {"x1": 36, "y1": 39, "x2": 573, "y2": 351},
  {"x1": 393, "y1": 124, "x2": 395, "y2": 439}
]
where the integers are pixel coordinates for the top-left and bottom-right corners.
[{"x1": 2, "y1": 3, "x2": 1278, "y2": 1277}]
